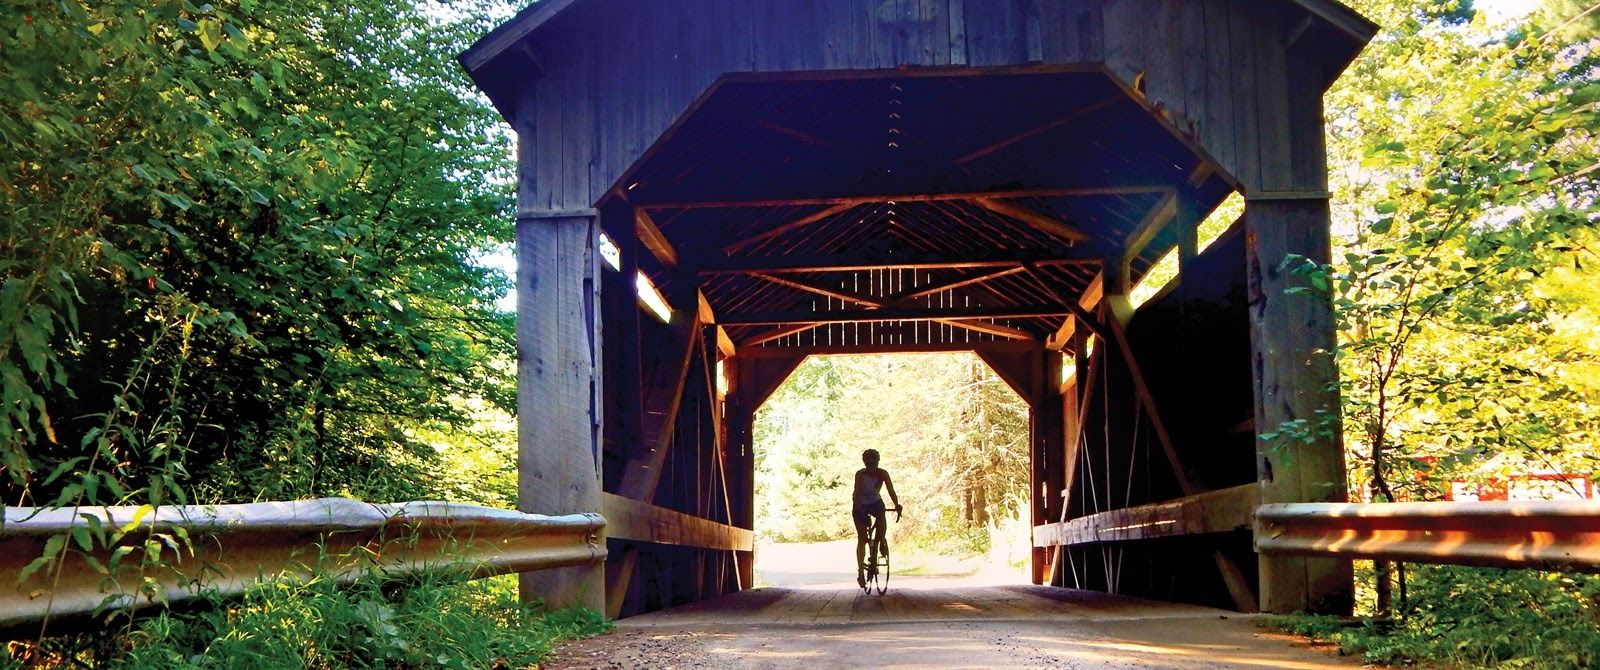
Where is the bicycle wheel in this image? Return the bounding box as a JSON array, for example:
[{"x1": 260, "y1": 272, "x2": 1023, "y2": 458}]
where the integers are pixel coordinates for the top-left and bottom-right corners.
[
  {"x1": 874, "y1": 536, "x2": 890, "y2": 595},
  {"x1": 860, "y1": 519, "x2": 878, "y2": 594}
]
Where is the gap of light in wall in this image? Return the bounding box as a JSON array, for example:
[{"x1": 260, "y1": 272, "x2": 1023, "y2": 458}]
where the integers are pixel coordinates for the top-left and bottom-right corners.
[
  {"x1": 1129, "y1": 250, "x2": 1178, "y2": 309},
  {"x1": 1198, "y1": 191, "x2": 1244, "y2": 254},
  {"x1": 715, "y1": 359, "x2": 729, "y2": 398},
  {"x1": 636, "y1": 271, "x2": 673, "y2": 323},
  {"x1": 598, "y1": 232, "x2": 622, "y2": 271},
  {"x1": 1128, "y1": 190, "x2": 1246, "y2": 310}
]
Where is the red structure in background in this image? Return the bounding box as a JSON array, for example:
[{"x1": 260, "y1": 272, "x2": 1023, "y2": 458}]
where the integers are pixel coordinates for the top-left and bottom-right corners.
[{"x1": 1447, "y1": 473, "x2": 1597, "y2": 502}]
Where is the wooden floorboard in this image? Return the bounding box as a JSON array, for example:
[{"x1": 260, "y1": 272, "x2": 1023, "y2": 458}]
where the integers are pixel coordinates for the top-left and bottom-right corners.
[{"x1": 620, "y1": 584, "x2": 1237, "y2": 626}]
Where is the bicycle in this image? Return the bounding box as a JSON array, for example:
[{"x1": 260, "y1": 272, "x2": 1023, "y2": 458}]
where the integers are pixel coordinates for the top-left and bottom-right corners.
[{"x1": 859, "y1": 505, "x2": 902, "y2": 595}]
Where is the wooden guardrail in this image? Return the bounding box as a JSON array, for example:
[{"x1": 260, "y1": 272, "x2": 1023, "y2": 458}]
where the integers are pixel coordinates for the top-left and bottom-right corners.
[
  {"x1": 1032, "y1": 484, "x2": 1259, "y2": 547},
  {"x1": 601, "y1": 493, "x2": 754, "y2": 551},
  {"x1": 1256, "y1": 500, "x2": 1600, "y2": 570},
  {"x1": 1, "y1": 499, "x2": 605, "y2": 629}
]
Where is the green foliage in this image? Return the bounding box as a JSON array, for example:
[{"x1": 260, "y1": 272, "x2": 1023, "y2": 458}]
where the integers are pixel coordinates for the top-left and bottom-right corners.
[
  {"x1": 1328, "y1": 0, "x2": 1600, "y2": 501},
  {"x1": 7, "y1": 573, "x2": 609, "y2": 669},
  {"x1": 1273, "y1": 566, "x2": 1600, "y2": 669},
  {"x1": 0, "y1": 0, "x2": 518, "y2": 507},
  {"x1": 1260, "y1": 0, "x2": 1600, "y2": 664},
  {"x1": 754, "y1": 353, "x2": 1029, "y2": 556}
]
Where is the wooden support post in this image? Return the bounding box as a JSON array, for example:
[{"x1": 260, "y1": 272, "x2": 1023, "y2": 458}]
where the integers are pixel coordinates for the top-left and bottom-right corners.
[
  {"x1": 1033, "y1": 350, "x2": 1065, "y2": 585},
  {"x1": 515, "y1": 207, "x2": 604, "y2": 612},
  {"x1": 1246, "y1": 197, "x2": 1352, "y2": 614},
  {"x1": 1050, "y1": 331, "x2": 1089, "y2": 587},
  {"x1": 723, "y1": 355, "x2": 806, "y2": 589},
  {"x1": 605, "y1": 547, "x2": 640, "y2": 619},
  {"x1": 977, "y1": 349, "x2": 1064, "y2": 585},
  {"x1": 724, "y1": 361, "x2": 757, "y2": 590}
]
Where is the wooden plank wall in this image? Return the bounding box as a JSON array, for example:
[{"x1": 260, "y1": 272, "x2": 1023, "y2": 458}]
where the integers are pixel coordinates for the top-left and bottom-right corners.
[{"x1": 521, "y1": 0, "x2": 1329, "y2": 212}]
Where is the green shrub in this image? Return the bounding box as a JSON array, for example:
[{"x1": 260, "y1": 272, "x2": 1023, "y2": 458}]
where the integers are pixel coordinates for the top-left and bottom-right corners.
[
  {"x1": 1273, "y1": 566, "x2": 1600, "y2": 669},
  {"x1": 7, "y1": 573, "x2": 608, "y2": 669}
]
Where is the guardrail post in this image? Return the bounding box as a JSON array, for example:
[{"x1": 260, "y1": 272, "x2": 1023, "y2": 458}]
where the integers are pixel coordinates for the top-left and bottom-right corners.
[{"x1": 1245, "y1": 196, "x2": 1353, "y2": 615}]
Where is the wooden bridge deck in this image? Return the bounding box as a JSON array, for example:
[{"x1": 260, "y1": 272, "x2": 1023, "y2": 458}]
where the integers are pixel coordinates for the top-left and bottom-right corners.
[{"x1": 545, "y1": 585, "x2": 1371, "y2": 669}]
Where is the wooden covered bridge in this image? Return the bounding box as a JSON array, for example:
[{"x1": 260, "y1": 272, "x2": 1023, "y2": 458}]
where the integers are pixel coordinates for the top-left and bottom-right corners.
[{"x1": 460, "y1": 0, "x2": 1377, "y2": 619}]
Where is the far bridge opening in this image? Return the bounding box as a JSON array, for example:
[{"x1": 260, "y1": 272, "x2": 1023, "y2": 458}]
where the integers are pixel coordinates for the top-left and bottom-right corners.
[{"x1": 753, "y1": 352, "x2": 1033, "y2": 590}]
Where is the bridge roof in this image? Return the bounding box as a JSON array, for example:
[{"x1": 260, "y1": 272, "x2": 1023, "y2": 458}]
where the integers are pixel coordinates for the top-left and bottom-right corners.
[
  {"x1": 460, "y1": 0, "x2": 1377, "y2": 100},
  {"x1": 618, "y1": 66, "x2": 1238, "y2": 353}
]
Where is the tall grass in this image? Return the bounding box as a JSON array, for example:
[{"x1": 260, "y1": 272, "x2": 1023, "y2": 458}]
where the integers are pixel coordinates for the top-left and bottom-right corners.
[
  {"x1": 1273, "y1": 565, "x2": 1600, "y2": 669},
  {"x1": 5, "y1": 572, "x2": 608, "y2": 669}
]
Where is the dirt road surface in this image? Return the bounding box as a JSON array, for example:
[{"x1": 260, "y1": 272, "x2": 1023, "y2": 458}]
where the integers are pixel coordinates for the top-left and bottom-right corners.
[{"x1": 542, "y1": 584, "x2": 1368, "y2": 669}]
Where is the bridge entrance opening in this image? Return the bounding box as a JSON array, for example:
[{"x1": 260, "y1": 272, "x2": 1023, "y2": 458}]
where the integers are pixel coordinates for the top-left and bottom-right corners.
[
  {"x1": 577, "y1": 66, "x2": 1280, "y2": 618},
  {"x1": 753, "y1": 352, "x2": 1033, "y2": 590}
]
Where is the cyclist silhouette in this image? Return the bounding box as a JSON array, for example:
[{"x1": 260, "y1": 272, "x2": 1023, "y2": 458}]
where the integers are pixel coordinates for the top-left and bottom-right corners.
[{"x1": 852, "y1": 448, "x2": 902, "y2": 589}]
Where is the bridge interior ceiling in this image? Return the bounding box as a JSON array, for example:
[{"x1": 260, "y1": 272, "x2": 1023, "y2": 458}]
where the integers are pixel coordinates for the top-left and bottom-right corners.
[{"x1": 617, "y1": 69, "x2": 1239, "y2": 352}]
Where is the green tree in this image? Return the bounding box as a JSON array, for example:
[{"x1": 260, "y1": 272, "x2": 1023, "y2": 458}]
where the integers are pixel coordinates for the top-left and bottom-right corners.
[
  {"x1": 1322, "y1": 0, "x2": 1599, "y2": 613},
  {"x1": 1, "y1": 0, "x2": 518, "y2": 508}
]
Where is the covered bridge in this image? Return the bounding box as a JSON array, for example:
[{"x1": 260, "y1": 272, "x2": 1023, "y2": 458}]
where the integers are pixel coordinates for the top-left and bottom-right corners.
[{"x1": 460, "y1": 0, "x2": 1376, "y2": 618}]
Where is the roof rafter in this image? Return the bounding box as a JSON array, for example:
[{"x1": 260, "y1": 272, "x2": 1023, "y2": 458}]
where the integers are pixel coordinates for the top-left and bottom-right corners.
[
  {"x1": 972, "y1": 197, "x2": 1090, "y2": 242},
  {"x1": 719, "y1": 305, "x2": 1070, "y2": 326},
  {"x1": 952, "y1": 93, "x2": 1126, "y2": 166},
  {"x1": 639, "y1": 185, "x2": 1170, "y2": 211},
  {"x1": 741, "y1": 272, "x2": 1038, "y2": 342},
  {"x1": 723, "y1": 202, "x2": 858, "y2": 254},
  {"x1": 700, "y1": 250, "x2": 1098, "y2": 275}
]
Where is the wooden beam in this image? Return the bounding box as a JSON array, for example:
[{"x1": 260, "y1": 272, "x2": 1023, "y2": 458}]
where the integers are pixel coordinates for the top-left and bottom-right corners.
[
  {"x1": 618, "y1": 296, "x2": 703, "y2": 501},
  {"x1": 639, "y1": 185, "x2": 1172, "y2": 211},
  {"x1": 741, "y1": 322, "x2": 824, "y2": 347},
  {"x1": 1047, "y1": 274, "x2": 1105, "y2": 350},
  {"x1": 890, "y1": 267, "x2": 1027, "y2": 302},
  {"x1": 747, "y1": 273, "x2": 1037, "y2": 341},
  {"x1": 697, "y1": 291, "x2": 717, "y2": 324},
  {"x1": 939, "y1": 319, "x2": 1037, "y2": 341},
  {"x1": 714, "y1": 326, "x2": 735, "y2": 359},
  {"x1": 697, "y1": 292, "x2": 736, "y2": 358},
  {"x1": 719, "y1": 305, "x2": 1069, "y2": 326},
  {"x1": 972, "y1": 197, "x2": 1089, "y2": 242},
  {"x1": 1123, "y1": 189, "x2": 1180, "y2": 263},
  {"x1": 953, "y1": 94, "x2": 1127, "y2": 165},
  {"x1": 736, "y1": 340, "x2": 1042, "y2": 358},
  {"x1": 634, "y1": 208, "x2": 677, "y2": 267},
  {"x1": 700, "y1": 251, "x2": 1096, "y2": 275},
  {"x1": 755, "y1": 119, "x2": 831, "y2": 147},
  {"x1": 723, "y1": 202, "x2": 857, "y2": 254},
  {"x1": 1032, "y1": 484, "x2": 1259, "y2": 547},
  {"x1": 746, "y1": 272, "x2": 882, "y2": 307},
  {"x1": 742, "y1": 355, "x2": 808, "y2": 410},
  {"x1": 974, "y1": 350, "x2": 1038, "y2": 403},
  {"x1": 604, "y1": 547, "x2": 639, "y2": 619},
  {"x1": 1107, "y1": 314, "x2": 1197, "y2": 496},
  {"x1": 602, "y1": 493, "x2": 755, "y2": 552}
]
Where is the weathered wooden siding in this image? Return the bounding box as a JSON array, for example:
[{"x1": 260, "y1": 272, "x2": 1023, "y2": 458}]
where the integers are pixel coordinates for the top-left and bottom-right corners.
[{"x1": 518, "y1": 0, "x2": 1329, "y2": 214}]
